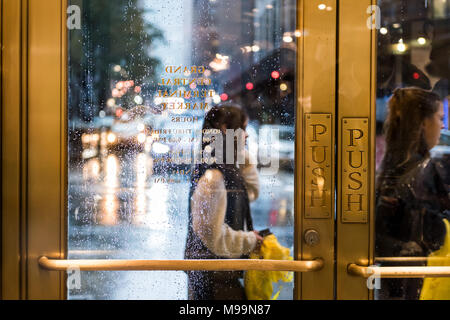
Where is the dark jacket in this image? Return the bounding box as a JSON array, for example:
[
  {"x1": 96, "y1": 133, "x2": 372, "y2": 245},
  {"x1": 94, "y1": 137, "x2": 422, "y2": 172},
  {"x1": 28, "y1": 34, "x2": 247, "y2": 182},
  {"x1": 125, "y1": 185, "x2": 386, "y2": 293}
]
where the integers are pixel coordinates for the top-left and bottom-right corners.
[
  {"x1": 184, "y1": 163, "x2": 253, "y2": 300},
  {"x1": 375, "y1": 156, "x2": 450, "y2": 299}
]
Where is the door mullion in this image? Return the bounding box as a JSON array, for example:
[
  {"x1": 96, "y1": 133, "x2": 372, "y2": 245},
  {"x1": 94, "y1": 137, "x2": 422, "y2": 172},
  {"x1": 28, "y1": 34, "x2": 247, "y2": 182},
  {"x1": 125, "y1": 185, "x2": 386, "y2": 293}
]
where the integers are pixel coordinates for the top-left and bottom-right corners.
[
  {"x1": 336, "y1": 0, "x2": 377, "y2": 300},
  {"x1": 298, "y1": 0, "x2": 337, "y2": 300}
]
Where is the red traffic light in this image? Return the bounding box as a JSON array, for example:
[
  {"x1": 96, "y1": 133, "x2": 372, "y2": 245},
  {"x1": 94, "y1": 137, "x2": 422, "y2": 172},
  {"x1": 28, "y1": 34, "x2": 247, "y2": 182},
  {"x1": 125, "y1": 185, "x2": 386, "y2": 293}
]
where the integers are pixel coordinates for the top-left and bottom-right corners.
[
  {"x1": 271, "y1": 71, "x2": 280, "y2": 79},
  {"x1": 220, "y1": 93, "x2": 228, "y2": 101},
  {"x1": 246, "y1": 82, "x2": 254, "y2": 90}
]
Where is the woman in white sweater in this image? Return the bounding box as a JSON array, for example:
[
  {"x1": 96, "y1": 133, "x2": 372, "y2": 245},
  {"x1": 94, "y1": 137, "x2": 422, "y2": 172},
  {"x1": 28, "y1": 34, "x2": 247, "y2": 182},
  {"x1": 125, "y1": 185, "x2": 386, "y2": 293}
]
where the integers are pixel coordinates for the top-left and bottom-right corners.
[{"x1": 184, "y1": 104, "x2": 263, "y2": 300}]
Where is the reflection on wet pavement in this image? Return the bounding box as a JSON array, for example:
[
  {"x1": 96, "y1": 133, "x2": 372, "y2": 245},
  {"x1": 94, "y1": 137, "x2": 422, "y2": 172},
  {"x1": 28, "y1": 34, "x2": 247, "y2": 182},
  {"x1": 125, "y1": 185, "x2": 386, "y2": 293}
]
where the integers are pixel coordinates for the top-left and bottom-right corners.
[{"x1": 69, "y1": 151, "x2": 190, "y2": 299}]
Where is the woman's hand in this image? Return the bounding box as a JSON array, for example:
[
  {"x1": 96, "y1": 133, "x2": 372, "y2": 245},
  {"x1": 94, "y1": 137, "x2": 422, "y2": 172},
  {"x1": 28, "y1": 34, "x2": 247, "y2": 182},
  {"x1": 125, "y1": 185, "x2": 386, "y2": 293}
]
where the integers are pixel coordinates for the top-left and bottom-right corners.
[
  {"x1": 253, "y1": 231, "x2": 264, "y2": 252},
  {"x1": 399, "y1": 241, "x2": 423, "y2": 256}
]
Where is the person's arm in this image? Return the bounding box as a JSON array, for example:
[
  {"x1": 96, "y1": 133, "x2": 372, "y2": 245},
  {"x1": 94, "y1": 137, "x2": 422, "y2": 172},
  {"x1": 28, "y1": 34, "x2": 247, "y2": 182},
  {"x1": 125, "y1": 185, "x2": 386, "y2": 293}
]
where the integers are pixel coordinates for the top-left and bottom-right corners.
[
  {"x1": 239, "y1": 150, "x2": 260, "y2": 202},
  {"x1": 191, "y1": 169, "x2": 258, "y2": 258},
  {"x1": 375, "y1": 195, "x2": 414, "y2": 257},
  {"x1": 421, "y1": 207, "x2": 450, "y2": 254},
  {"x1": 415, "y1": 162, "x2": 450, "y2": 254}
]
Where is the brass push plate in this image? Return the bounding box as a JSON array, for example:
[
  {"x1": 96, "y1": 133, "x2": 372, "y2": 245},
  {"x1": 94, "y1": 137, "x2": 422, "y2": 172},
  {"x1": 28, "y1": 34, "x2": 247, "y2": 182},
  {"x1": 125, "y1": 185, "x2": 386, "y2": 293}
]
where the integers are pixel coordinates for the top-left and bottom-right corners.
[
  {"x1": 304, "y1": 113, "x2": 333, "y2": 219},
  {"x1": 341, "y1": 118, "x2": 369, "y2": 223}
]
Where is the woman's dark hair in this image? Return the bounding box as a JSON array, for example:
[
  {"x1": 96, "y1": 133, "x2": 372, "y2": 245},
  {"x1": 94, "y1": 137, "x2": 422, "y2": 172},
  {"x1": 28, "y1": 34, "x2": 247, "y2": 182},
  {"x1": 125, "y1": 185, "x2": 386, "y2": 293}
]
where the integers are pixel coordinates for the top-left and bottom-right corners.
[
  {"x1": 378, "y1": 87, "x2": 441, "y2": 180},
  {"x1": 201, "y1": 103, "x2": 248, "y2": 164}
]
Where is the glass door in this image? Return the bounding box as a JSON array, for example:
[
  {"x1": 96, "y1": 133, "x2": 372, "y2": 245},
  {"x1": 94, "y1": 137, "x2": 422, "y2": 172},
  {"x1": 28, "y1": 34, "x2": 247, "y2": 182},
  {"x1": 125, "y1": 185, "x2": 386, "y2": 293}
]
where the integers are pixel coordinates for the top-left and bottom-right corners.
[
  {"x1": 5, "y1": 0, "x2": 448, "y2": 301},
  {"x1": 372, "y1": 0, "x2": 450, "y2": 300},
  {"x1": 1, "y1": 0, "x2": 347, "y2": 300},
  {"x1": 337, "y1": 0, "x2": 450, "y2": 300},
  {"x1": 62, "y1": 0, "x2": 339, "y2": 300},
  {"x1": 1, "y1": 0, "x2": 339, "y2": 300},
  {"x1": 66, "y1": 0, "x2": 299, "y2": 300}
]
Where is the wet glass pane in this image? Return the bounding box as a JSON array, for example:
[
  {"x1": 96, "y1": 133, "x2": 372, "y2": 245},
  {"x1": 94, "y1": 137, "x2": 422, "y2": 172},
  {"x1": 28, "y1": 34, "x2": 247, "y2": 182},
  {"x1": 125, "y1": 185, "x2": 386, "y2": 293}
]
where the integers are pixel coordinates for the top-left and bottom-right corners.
[
  {"x1": 375, "y1": 0, "x2": 450, "y2": 300},
  {"x1": 68, "y1": 0, "x2": 297, "y2": 299}
]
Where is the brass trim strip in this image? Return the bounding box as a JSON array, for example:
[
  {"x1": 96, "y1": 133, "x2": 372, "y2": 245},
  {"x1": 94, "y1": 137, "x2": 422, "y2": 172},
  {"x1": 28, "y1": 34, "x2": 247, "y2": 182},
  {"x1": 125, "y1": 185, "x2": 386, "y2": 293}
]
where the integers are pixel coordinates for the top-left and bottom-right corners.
[
  {"x1": 336, "y1": 0, "x2": 377, "y2": 300},
  {"x1": 298, "y1": 0, "x2": 336, "y2": 300},
  {"x1": 0, "y1": 0, "x2": 3, "y2": 300},
  {"x1": 294, "y1": 0, "x2": 304, "y2": 300},
  {"x1": 375, "y1": 257, "x2": 450, "y2": 263},
  {"x1": 27, "y1": 0, "x2": 65, "y2": 299},
  {"x1": 2, "y1": 0, "x2": 24, "y2": 300},
  {"x1": 60, "y1": 0, "x2": 68, "y2": 301},
  {"x1": 20, "y1": 0, "x2": 29, "y2": 300},
  {"x1": 39, "y1": 256, "x2": 324, "y2": 273},
  {"x1": 348, "y1": 263, "x2": 450, "y2": 278}
]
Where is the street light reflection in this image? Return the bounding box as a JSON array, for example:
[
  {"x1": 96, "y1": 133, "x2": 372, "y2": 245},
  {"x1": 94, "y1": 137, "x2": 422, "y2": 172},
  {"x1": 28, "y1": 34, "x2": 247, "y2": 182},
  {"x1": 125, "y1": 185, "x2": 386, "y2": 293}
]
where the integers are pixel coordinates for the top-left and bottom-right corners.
[
  {"x1": 100, "y1": 192, "x2": 118, "y2": 226},
  {"x1": 104, "y1": 154, "x2": 119, "y2": 188},
  {"x1": 83, "y1": 158, "x2": 100, "y2": 181},
  {"x1": 147, "y1": 183, "x2": 170, "y2": 230},
  {"x1": 134, "y1": 153, "x2": 148, "y2": 225}
]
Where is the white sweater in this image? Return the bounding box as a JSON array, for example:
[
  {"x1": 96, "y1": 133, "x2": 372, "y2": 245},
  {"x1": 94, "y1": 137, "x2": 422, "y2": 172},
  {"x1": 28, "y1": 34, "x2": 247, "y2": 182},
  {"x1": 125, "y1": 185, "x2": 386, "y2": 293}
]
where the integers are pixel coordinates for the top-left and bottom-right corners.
[{"x1": 190, "y1": 157, "x2": 260, "y2": 258}]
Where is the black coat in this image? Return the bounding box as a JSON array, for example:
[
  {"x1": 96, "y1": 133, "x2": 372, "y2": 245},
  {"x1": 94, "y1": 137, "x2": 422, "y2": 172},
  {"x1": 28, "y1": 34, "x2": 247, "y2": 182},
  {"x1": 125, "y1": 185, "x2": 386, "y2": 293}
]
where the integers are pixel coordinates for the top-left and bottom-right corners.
[
  {"x1": 375, "y1": 156, "x2": 450, "y2": 299},
  {"x1": 184, "y1": 163, "x2": 253, "y2": 300}
]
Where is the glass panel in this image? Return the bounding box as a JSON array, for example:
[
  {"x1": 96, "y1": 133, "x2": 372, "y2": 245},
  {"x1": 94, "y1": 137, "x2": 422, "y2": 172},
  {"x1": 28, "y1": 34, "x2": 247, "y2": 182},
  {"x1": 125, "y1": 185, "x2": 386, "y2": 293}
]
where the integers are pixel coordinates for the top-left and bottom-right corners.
[
  {"x1": 375, "y1": 0, "x2": 450, "y2": 300},
  {"x1": 67, "y1": 0, "x2": 297, "y2": 299}
]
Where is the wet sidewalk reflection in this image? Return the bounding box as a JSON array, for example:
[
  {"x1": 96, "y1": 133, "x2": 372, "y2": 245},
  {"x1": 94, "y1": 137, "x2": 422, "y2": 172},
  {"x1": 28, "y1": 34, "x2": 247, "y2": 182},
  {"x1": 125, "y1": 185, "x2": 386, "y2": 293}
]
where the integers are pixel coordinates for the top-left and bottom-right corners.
[{"x1": 69, "y1": 151, "x2": 190, "y2": 299}]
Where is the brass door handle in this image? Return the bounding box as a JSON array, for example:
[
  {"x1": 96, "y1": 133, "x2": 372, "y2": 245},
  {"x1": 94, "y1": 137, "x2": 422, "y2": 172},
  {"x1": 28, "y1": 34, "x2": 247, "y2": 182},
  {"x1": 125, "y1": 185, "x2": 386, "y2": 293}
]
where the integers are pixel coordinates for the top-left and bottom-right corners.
[
  {"x1": 39, "y1": 256, "x2": 324, "y2": 272},
  {"x1": 348, "y1": 263, "x2": 450, "y2": 278},
  {"x1": 374, "y1": 257, "x2": 450, "y2": 263}
]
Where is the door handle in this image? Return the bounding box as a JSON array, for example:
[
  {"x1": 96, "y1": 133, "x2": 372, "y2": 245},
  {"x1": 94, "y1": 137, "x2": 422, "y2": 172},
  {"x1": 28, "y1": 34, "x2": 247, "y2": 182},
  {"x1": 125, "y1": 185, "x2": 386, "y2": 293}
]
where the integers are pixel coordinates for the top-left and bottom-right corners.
[
  {"x1": 38, "y1": 256, "x2": 324, "y2": 272},
  {"x1": 348, "y1": 263, "x2": 450, "y2": 278}
]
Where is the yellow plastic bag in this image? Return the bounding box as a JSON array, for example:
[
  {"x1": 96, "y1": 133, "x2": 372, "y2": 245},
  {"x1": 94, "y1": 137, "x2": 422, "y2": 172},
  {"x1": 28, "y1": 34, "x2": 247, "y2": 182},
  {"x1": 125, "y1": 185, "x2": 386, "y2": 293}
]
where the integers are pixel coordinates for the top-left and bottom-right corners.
[
  {"x1": 245, "y1": 234, "x2": 294, "y2": 300},
  {"x1": 420, "y1": 219, "x2": 450, "y2": 300}
]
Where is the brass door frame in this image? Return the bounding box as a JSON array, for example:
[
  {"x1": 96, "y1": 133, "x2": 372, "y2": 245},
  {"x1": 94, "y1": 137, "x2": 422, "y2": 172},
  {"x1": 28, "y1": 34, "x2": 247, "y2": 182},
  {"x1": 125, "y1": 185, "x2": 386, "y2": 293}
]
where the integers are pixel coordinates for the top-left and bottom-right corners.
[
  {"x1": 1, "y1": 0, "x2": 67, "y2": 299},
  {"x1": 2, "y1": 0, "x2": 377, "y2": 300},
  {"x1": 2, "y1": 0, "x2": 27, "y2": 299},
  {"x1": 296, "y1": 0, "x2": 337, "y2": 300},
  {"x1": 336, "y1": 0, "x2": 377, "y2": 300},
  {"x1": 0, "y1": 0, "x2": 3, "y2": 300},
  {"x1": 2, "y1": 0, "x2": 339, "y2": 300}
]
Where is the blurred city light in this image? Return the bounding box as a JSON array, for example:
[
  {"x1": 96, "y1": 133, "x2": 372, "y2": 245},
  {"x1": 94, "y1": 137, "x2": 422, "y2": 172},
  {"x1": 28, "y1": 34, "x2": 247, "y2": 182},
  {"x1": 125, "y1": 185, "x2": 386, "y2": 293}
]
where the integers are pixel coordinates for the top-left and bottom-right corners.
[
  {"x1": 116, "y1": 81, "x2": 125, "y2": 90},
  {"x1": 134, "y1": 95, "x2": 143, "y2": 105},
  {"x1": 209, "y1": 53, "x2": 230, "y2": 71},
  {"x1": 107, "y1": 98, "x2": 116, "y2": 107},
  {"x1": 115, "y1": 108, "x2": 123, "y2": 118},
  {"x1": 107, "y1": 132, "x2": 117, "y2": 144},
  {"x1": 271, "y1": 71, "x2": 280, "y2": 79},
  {"x1": 283, "y1": 33, "x2": 293, "y2": 43},
  {"x1": 395, "y1": 39, "x2": 407, "y2": 53},
  {"x1": 417, "y1": 37, "x2": 427, "y2": 45},
  {"x1": 137, "y1": 133, "x2": 147, "y2": 144},
  {"x1": 213, "y1": 95, "x2": 221, "y2": 104},
  {"x1": 137, "y1": 123, "x2": 145, "y2": 132}
]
